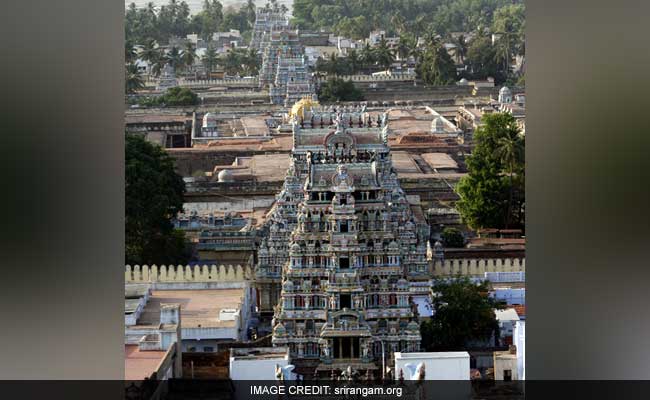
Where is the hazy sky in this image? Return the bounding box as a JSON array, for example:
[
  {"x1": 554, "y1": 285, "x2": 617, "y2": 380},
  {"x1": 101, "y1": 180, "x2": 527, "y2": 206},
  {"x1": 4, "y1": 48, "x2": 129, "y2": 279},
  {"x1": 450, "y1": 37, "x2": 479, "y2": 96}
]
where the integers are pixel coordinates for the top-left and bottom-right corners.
[{"x1": 125, "y1": 0, "x2": 293, "y2": 15}]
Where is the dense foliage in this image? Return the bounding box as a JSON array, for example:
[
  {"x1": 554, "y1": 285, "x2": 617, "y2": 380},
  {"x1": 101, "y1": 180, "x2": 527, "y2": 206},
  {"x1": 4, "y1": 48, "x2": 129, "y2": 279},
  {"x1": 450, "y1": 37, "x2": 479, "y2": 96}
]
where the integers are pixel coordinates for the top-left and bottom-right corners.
[
  {"x1": 441, "y1": 227, "x2": 465, "y2": 248},
  {"x1": 126, "y1": 135, "x2": 189, "y2": 265},
  {"x1": 456, "y1": 112, "x2": 525, "y2": 230},
  {"x1": 416, "y1": 36, "x2": 457, "y2": 85},
  {"x1": 317, "y1": 78, "x2": 365, "y2": 102},
  {"x1": 421, "y1": 276, "x2": 504, "y2": 351},
  {"x1": 125, "y1": 0, "x2": 256, "y2": 45},
  {"x1": 139, "y1": 87, "x2": 200, "y2": 107},
  {"x1": 292, "y1": 0, "x2": 523, "y2": 38}
]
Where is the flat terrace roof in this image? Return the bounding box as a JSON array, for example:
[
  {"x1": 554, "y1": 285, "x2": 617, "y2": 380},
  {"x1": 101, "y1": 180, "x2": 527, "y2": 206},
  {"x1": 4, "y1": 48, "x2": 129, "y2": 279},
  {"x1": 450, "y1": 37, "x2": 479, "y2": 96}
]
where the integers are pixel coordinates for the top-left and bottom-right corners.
[
  {"x1": 125, "y1": 344, "x2": 169, "y2": 381},
  {"x1": 136, "y1": 289, "x2": 245, "y2": 329}
]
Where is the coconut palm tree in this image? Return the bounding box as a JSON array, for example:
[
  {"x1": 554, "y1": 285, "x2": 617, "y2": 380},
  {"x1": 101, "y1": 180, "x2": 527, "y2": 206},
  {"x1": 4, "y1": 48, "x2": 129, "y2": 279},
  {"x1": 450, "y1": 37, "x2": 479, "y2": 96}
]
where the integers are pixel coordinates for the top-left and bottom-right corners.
[
  {"x1": 140, "y1": 39, "x2": 159, "y2": 65},
  {"x1": 493, "y1": 124, "x2": 524, "y2": 228},
  {"x1": 125, "y1": 40, "x2": 137, "y2": 64},
  {"x1": 221, "y1": 48, "x2": 242, "y2": 76},
  {"x1": 181, "y1": 42, "x2": 196, "y2": 72},
  {"x1": 150, "y1": 49, "x2": 167, "y2": 77},
  {"x1": 396, "y1": 33, "x2": 417, "y2": 65},
  {"x1": 125, "y1": 63, "x2": 145, "y2": 94},
  {"x1": 243, "y1": 47, "x2": 260, "y2": 75},
  {"x1": 360, "y1": 43, "x2": 375, "y2": 69},
  {"x1": 202, "y1": 45, "x2": 219, "y2": 77},
  {"x1": 346, "y1": 49, "x2": 361, "y2": 75},
  {"x1": 165, "y1": 46, "x2": 183, "y2": 71},
  {"x1": 374, "y1": 37, "x2": 395, "y2": 71},
  {"x1": 449, "y1": 34, "x2": 468, "y2": 65}
]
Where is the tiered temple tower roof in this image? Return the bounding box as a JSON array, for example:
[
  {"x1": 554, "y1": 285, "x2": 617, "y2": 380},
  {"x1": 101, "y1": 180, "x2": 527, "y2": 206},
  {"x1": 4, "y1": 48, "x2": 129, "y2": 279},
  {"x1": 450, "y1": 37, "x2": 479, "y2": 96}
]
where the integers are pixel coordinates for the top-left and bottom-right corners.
[{"x1": 258, "y1": 101, "x2": 430, "y2": 377}]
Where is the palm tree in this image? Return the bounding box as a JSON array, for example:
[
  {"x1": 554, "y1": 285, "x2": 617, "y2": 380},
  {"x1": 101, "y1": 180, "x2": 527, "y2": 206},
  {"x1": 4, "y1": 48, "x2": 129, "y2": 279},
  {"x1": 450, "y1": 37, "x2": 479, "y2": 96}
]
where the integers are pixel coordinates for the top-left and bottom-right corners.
[
  {"x1": 202, "y1": 45, "x2": 219, "y2": 77},
  {"x1": 494, "y1": 126, "x2": 524, "y2": 228},
  {"x1": 222, "y1": 48, "x2": 242, "y2": 76},
  {"x1": 346, "y1": 49, "x2": 361, "y2": 75},
  {"x1": 165, "y1": 46, "x2": 183, "y2": 71},
  {"x1": 374, "y1": 38, "x2": 395, "y2": 71},
  {"x1": 181, "y1": 42, "x2": 196, "y2": 72},
  {"x1": 140, "y1": 39, "x2": 159, "y2": 68},
  {"x1": 150, "y1": 49, "x2": 167, "y2": 77},
  {"x1": 360, "y1": 43, "x2": 375, "y2": 69},
  {"x1": 450, "y1": 34, "x2": 468, "y2": 65},
  {"x1": 125, "y1": 40, "x2": 137, "y2": 64},
  {"x1": 243, "y1": 47, "x2": 260, "y2": 76},
  {"x1": 397, "y1": 33, "x2": 416, "y2": 65},
  {"x1": 326, "y1": 52, "x2": 339, "y2": 76},
  {"x1": 125, "y1": 63, "x2": 145, "y2": 94},
  {"x1": 417, "y1": 40, "x2": 456, "y2": 85}
]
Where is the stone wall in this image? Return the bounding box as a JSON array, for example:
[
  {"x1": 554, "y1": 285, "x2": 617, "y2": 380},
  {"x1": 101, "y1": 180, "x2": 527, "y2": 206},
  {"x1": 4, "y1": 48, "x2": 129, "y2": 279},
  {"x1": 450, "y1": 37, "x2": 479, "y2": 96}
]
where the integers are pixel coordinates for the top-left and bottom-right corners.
[
  {"x1": 431, "y1": 258, "x2": 525, "y2": 277},
  {"x1": 125, "y1": 264, "x2": 250, "y2": 283}
]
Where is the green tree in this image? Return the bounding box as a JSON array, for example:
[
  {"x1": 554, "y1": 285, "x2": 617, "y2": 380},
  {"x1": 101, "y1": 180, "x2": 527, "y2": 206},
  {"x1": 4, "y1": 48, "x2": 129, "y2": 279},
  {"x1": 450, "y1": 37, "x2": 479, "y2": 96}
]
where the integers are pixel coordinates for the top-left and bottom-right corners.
[
  {"x1": 420, "y1": 276, "x2": 505, "y2": 351},
  {"x1": 125, "y1": 39, "x2": 138, "y2": 63},
  {"x1": 360, "y1": 43, "x2": 376, "y2": 69},
  {"x1": 449, "y1": 33, "x2": 467, "y2": 64},
  {"x1": 181, "y1": 42, "x2": 196, "y2": 71},
  {"x1": 202, "y1": 44, "x2": 219, "y2": 75},
  {"x1": 441, "y1": 227, "x2": 465, "y2": 248},
  {"x1": 150, "y1": 50, "x2": 167, "y2": 77},
  {"x1": 346, "y1": 49, "x2": 361, "y2": 75},
  {"x1": 374, "y1": 37, "x2": 395, "y2": 70},
  {"x1": 416, "y1": 39, "x2": 456, "y2": 85},
  {"x1": 243, "y1": 47, "x2": 260, "y2": 75},
  {"x1": 456, "y1": 112, "x2": 525, "y2": 229},
  {"x1": 465, "y1": 34, "x2": 501, "y2": 81},
  {"x1": 140, "y1": 39, "x2": 160, "y2": 67},
  {"x1": 125, "y1": 63, "x2": 145, "y2": 94},
  {"x1": 317, "y1": 78, "x2": 364, "y2": 102},
  {"x1": 494, "y1": 121, "x2": 525, "y2": 228},
  {"x1": 156, "y1": 86, "x2": 199, "y2": 106},
  {"x1": 126, "y1": 134, "x2": 189, "y2": 265},
  {"x1": 396, "y1": 33, "x2": 417, "y2": 65},
  {"x1": 245, "y1": 0, "x2": 256, "y2": 26},
  {"x1": 221, "y1": 48, "x2": 243, "y2": 75},
  {"x1": 165, "y1": 46, "x2": 183, "y2": 71}
]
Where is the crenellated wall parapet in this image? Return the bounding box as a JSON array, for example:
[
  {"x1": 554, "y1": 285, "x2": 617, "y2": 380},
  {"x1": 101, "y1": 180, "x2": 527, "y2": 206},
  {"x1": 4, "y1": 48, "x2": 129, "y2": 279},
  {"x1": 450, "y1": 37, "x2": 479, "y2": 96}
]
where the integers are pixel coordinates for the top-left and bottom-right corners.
[
  {"x1": 431, "y1": 258, "x2": 525, "y2": 277},
  {"x1": 125, "y1": 264, "x2": 250, "y2": 283}
]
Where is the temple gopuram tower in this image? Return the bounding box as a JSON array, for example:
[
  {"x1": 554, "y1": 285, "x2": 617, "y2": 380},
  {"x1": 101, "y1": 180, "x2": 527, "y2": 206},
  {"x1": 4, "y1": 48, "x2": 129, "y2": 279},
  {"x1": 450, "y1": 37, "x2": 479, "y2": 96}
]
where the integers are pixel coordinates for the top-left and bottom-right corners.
[{"x1": 262, "y1": 99, "x2": 430, "y2": 377}]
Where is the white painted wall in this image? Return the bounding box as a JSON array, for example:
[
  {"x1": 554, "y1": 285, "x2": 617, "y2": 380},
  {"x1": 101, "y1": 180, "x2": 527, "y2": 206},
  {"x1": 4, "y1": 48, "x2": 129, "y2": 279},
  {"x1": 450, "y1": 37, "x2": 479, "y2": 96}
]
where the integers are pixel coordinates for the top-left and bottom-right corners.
[
  {"x1": 394, "y1": 352, "x2": 470, "y2": 380},
  {"x1": 514, "y1": 320, "x2": 525, "y2": 380},
  {"x1": 229, "y1": 357, "x2": 289, "y2": 380}
]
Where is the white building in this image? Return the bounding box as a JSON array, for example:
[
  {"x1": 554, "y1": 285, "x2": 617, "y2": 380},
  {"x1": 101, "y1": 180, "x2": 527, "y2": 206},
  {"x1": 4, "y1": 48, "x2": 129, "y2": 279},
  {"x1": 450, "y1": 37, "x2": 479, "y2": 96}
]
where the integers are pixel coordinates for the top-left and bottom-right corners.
[
  {"x1": 493, "y1": 347, "x2": 518, "y2": 380},
  {"x1": 495, "y1": 308, "x2": 520, "y2": 343},
  {"x1": 394, "y1": 352, "x2": 470, "y2": 380},
  {"x1": 229, "y1": 347, "x2": 293, "y2": 380},
  {"x1": 491, "y1": 288, "x2": 526, "y2": 305},
  {"x1": 514, "y1": 320, "x2": 525, "y2": 380}
]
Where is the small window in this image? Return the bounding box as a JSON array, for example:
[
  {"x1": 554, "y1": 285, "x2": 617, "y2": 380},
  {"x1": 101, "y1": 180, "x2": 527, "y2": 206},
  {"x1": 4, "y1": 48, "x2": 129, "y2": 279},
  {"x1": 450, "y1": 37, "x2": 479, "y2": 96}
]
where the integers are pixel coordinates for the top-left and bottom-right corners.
[
  {"x1": 503, "y1": 369, "x2": 512, "y2": 381},
  {"x1": 203, "y1": 346, "x2": 214, "y2": 353},
  {"x1": 339, "y1": 258, "x2": 350, "y2": 269}
]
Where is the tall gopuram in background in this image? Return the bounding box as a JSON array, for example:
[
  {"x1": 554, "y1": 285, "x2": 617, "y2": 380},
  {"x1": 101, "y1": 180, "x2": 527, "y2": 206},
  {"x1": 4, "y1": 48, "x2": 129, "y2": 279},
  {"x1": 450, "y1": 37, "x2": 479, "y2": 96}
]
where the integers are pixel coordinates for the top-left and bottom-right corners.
[
  {"x1": 250, "y1": 8, "x2": 289, "y2": 52},
  {"x1": 258, "y1": 29, "x2": 315, "y2": 106},
  {"x1": 260, "y1": 98, "x2": 430, "y2": 377}
]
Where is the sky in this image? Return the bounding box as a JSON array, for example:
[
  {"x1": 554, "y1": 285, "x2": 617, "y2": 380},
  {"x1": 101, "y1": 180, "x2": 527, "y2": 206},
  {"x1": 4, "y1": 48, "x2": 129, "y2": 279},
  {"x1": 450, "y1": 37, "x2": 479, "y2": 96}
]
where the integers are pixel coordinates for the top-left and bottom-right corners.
[{"x1": 124, "y1": 0, "x2": 293, "y2": 15}]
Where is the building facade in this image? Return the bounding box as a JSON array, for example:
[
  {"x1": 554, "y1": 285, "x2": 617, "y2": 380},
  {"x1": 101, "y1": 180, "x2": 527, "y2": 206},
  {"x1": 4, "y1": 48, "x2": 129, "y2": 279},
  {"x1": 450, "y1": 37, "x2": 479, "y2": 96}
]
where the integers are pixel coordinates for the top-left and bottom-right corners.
[{"x1": 260, "y1": 99, "x2": 430, "y2": 376}]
